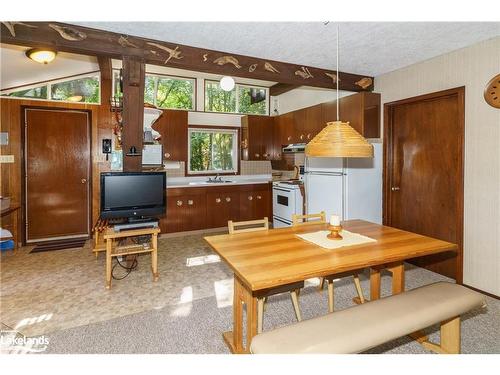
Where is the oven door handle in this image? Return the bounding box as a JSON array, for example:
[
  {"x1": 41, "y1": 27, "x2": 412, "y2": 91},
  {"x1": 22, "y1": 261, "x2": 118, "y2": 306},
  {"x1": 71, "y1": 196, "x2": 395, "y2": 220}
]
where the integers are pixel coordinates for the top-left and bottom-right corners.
[{"x1": 273, "y1": 187, "x2": 293, "y2": 193}]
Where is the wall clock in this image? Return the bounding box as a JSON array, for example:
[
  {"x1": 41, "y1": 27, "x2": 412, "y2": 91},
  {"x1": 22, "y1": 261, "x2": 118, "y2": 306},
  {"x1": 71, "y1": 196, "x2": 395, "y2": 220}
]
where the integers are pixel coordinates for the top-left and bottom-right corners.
[{"x1": 484, "y1": 73, "x2": 500, "y2": 109}]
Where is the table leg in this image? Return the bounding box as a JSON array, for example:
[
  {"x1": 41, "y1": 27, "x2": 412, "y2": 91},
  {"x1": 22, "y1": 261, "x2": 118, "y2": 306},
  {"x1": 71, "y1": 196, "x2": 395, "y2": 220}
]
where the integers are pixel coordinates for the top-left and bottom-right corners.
[
  {"x1": 370, "y1": 267, "x2": 382, "y2": 300},
  {"x1": 105, "y1": 239, "x2": 112, "y2": 289},
  {"x1": 387, "y1": 262, "x2": 405, "y2": 295},
  {"x1": 151, "y1": 233, "x2": 159, "y2": 281},
  {"x1": 223, "y1": 275, "x2": 257, "y2": 354}
]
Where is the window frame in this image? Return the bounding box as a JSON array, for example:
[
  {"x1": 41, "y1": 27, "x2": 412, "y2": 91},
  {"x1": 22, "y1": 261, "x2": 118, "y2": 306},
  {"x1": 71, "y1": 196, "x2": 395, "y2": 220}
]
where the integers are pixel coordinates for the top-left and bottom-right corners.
[
  {"x1": 204, "y1": 79, "x2": 270, "y2": 115},
  {"x1": 1, "y1": 71, "x2": 101, "y2": 105},
  {"x1": 187, "y1": 126, "x2": 240, "y2": 176}
]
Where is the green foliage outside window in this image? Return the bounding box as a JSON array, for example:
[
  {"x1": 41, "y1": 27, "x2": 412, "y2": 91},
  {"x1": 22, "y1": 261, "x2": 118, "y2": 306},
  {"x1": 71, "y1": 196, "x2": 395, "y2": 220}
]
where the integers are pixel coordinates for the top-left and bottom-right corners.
[
  {"x1": 156, "y1": 77, "x2": 194, "y2": 109},
  {"x1": 205, "y1": 81, "x2": 268, "y2": 115},
  {"x1": 238, "y1": 86, "x2": 267, "y2": 115},
  {"x1": 189, "y1": 130, "x2": 236, "y2": 173},
  {"x1": 7, "y1": 86, "x2": 47, "y2": 99},
  {"x1": 50, "y1": 76, "x2": 100, "y2": 103},
  {"x1": 205, "y1": 81, "x2": 236, "y2": 113}
]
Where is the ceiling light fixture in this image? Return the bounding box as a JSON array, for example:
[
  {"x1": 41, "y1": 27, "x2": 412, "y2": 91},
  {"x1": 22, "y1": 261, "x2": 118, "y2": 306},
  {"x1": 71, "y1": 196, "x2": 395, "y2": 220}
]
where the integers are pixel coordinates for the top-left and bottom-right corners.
[
  {"x1": 66, "y1": 95, "x2": 84, "y2": 102},
  {"x1": 25, "y1": 48, "x2": 57, "y2": 64},
  {"x1": 305, "y1": 25, "x2": 373, "y2": 158},
  {"x1": 220, "y1": 76, "x2": 235, "y2": 92}
]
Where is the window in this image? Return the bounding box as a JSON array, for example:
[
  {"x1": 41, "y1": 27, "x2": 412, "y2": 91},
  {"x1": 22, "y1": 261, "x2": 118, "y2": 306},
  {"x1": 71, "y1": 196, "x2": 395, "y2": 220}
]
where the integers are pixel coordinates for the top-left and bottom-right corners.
[
  {"x1": 50, "y1": 75, "x2": 100, "y2": 103},
  {"x1": 6, "y1": 85, "x2": 47, "y2": 99},
  {"x1": 1, "y1": 73, "x2": 100, "y2": 104},
  {"x1": 204, "y1": 80, "x2": 269, "y2": 115},
  {"x1": 188, "y1": 128, "x2": 238, "y2": 174},
  {"x1": 113, "y1": 70, "x2": 195, "y2": 110}
]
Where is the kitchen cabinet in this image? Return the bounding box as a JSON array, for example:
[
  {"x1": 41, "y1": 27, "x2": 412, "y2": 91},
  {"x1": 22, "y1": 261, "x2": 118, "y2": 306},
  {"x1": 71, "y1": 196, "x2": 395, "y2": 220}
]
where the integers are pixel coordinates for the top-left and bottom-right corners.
[
  {"x1": 161, "y1": 183, "x2": 272, "y2": 234},
  {"x1": 241, "y1": 115, "x2": 275, "y2": 161},
  {"x1": 160, "y1": 187, "x2": 207, "y2": 233},
  {"x1": 239, "y1": 185, "x2": 271, "y2": 221},
  {"x1": 151, "y1": 109, "x2": 188, "y2": 162},
  {"x1": 206, "y1": 191, "x2": 240, "y2": 228},
  {"x1": 339, "y1": 92, "x2": 381, "y2": 138}
]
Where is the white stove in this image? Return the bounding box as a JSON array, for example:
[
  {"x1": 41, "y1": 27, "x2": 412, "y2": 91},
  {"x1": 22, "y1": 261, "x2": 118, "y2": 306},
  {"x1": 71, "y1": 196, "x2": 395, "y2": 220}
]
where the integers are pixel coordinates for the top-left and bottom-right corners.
[{"x1": 272, "y1": 181, "x2": 304, "y2": 228}]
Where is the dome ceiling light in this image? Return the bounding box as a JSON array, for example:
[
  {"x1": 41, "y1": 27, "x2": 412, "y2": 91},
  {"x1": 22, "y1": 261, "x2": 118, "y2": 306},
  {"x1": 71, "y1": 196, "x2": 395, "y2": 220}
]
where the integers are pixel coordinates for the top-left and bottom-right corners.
[{"x1": 25, "y1": 48, "x2": 57, "y2": 64}]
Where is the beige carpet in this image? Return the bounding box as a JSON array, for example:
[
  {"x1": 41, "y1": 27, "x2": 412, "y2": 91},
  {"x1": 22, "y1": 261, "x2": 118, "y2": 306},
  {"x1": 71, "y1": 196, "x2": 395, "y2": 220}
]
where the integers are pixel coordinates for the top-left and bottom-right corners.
[{"x1": 1, "y1": 233, "x2": 498, "y2": 354}]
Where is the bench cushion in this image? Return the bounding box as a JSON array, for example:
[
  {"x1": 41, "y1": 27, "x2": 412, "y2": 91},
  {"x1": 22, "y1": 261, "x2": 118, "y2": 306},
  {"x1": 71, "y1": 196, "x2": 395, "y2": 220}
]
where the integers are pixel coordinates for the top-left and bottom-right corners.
[{"x1": 250, "y1": 282, "x2": 486, "y2": 354}]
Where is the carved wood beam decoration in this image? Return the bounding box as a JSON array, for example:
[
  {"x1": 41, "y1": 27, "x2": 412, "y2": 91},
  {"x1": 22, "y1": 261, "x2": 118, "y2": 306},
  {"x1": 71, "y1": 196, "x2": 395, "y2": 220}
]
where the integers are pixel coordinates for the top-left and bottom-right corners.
[{"x1": 1, "y1": 21, "x2": 374, "y2": 92}]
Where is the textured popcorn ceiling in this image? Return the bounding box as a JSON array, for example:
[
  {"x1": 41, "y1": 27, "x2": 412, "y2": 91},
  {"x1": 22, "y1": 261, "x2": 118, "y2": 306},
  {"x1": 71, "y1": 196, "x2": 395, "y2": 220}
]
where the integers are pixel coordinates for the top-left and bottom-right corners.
[{"x1": 75, "y1": 22, "x2": 500, "y2": 76}]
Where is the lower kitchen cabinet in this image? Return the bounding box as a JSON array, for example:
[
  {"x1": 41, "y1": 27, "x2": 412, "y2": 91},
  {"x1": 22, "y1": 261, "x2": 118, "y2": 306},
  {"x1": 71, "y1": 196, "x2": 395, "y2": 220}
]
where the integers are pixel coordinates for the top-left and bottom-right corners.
[
  {"x1": 206, "y1": 191, "x2": 240, "y2": 228},
  {"x1": 160, "y1": 183, "x2": 272, "y2": 234}
]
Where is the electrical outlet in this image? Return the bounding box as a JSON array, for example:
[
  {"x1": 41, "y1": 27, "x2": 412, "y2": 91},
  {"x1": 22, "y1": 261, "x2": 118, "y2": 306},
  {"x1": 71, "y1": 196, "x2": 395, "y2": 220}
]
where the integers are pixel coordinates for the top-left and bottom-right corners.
[{"x1": 0, "y1": 155, "x2": 14, "y2": 163}]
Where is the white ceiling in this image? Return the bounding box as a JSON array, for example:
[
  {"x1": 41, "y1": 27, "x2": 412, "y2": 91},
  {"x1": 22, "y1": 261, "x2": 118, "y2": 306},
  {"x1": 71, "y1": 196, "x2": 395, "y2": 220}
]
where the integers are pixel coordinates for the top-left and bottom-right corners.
[
  {"x1": 75, "y1": 22, "x2": 500, "y2": 76},
  {"x1": 0, "y1": 44, "x2": 99, "y2": 90}
]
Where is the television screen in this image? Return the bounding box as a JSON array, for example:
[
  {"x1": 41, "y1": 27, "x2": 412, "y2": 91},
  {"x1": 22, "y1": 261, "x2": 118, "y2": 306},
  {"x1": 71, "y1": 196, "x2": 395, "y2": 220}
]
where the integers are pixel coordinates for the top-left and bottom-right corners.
[{"x1": 100, "y1": 172, "x2": 166, "y2": 219}]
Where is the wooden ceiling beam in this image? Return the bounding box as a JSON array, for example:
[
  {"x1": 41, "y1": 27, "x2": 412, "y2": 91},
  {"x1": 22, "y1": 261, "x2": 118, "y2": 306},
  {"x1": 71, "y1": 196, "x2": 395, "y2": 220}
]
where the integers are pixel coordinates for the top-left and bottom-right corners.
[
  {"x1": 270, "y1": 83, "x2": 301, "y2": 96},
  {"x1": 0, "y1": 22, "x2": 374, "y2": 92}
]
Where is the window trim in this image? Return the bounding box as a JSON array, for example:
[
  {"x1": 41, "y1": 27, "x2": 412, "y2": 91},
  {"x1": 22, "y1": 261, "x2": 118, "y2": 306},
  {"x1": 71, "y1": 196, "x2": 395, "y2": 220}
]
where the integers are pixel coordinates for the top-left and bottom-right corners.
[
  {"x1": 204, "y1": 79, "x2": 270, "y2": 116},
  {"x1": 1, "y1": 71, "x2": 101, "y2": 105},
  {"x1": 187, "y1": 126, "x2": 240, "y2": 175}
]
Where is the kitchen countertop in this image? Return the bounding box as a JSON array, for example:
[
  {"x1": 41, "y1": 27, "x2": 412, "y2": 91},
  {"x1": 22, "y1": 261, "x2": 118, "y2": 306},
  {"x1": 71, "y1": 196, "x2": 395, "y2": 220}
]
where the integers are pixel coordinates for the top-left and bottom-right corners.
[{"x1": 167, "y1": 174, "x2": 272, "y2": 188}]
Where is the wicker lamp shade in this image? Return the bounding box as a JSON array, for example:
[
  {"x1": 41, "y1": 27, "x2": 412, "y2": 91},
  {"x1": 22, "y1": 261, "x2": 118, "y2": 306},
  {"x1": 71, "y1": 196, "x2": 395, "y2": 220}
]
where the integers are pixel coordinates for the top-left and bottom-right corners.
[{"x1": 305, "y1": 121, "x2": 374, "y2": 158}]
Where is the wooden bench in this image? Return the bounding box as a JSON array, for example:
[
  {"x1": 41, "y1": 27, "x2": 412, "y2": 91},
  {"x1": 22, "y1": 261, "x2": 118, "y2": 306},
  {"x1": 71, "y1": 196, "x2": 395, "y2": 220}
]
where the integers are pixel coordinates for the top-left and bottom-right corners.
[{"x1": 250, "y1": 282, "x2": 486, "y2": 354}]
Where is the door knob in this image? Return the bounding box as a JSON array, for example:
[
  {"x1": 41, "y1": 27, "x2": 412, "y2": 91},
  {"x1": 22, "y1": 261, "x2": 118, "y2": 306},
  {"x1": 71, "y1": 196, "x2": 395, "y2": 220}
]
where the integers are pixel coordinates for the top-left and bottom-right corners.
[
  {"x1": 248, "y1": 196, "x2": 253, "y2": 201},
  {"x1": 164, "y1": 152, "x2": 171, "y2": 159},
  {"x1": 215, "y1": 198, "x2": 221, "y2": 203},
  {"x1": 257, "y1": 195, "x2": 262, "y2": 200},
  {"x1": 225, "y1": 197, "x2": 231, "y2": 202},
  {"x1": 187, "y1": 200, "x2": 194, "y2": 205},
  {"x1": 81, "y1": 178, "x2": 87, "y2": 184},
  {"x1": 176, "y1": 200, "x2": 183, "y2": 206},
  {"x1": 391, "y1": 187, "x2": 400, "y2": 191}
]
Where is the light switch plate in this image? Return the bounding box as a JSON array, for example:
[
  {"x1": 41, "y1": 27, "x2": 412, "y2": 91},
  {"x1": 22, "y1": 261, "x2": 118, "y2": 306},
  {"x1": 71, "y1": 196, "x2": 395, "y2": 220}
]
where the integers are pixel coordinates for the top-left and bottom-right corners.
[
  {"x1": 0, "y1": 132, "x2": 8, "y2": 145},
  {"x1": 0, "y1": 155, "x2": 14, "y2": 163}
]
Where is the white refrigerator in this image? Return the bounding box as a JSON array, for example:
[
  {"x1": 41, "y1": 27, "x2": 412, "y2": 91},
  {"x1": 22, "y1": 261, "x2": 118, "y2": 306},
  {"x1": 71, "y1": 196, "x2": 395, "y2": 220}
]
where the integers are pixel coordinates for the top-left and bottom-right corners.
[{"x1": 305, "y1": 142, "x2": 383, "y2": 224}]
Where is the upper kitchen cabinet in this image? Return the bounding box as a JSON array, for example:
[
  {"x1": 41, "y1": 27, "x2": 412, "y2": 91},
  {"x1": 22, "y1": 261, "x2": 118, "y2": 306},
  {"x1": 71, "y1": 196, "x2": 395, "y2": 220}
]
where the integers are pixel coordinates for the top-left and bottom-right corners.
[
  {"x1": 151, "y1": 109, "x2": 188, "y2": 162},
  {"x1": 339, "y1": 92, "x2": 381, "y2": 138},
  {"x1": 241, "y1": 115, "x2": 275, "y2": 161}
]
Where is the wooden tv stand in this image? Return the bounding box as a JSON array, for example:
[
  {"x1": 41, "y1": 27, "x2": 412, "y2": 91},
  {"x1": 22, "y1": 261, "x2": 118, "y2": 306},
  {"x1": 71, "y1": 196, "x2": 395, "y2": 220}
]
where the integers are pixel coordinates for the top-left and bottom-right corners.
[{"x1": 94, "y1": 222, "x2": 160, "y2": 289}]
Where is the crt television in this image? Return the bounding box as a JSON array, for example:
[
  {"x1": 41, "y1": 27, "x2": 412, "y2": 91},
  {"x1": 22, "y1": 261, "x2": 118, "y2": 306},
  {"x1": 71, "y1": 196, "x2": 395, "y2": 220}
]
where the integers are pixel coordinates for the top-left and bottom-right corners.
[{"x1": 100, "y1": 172, "x2": 166, "y2": 220}]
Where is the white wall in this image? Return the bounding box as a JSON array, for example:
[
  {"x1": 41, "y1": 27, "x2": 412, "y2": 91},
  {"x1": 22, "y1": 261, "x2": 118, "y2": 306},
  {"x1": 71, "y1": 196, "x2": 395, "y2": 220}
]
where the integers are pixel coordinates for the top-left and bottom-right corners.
[
  {"x1": 273, "y1": 87, "x2": 354, "y2": 114},
  {"x1": 375, "y1": 37, "x2": 500, "y2": 296}
]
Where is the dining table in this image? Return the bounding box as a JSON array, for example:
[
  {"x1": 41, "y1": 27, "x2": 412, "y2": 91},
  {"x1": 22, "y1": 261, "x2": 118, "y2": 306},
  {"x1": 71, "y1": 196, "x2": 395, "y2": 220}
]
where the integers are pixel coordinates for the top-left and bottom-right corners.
[{"x1": 204, "y1": 219, "x2": 458, "y2": 354}]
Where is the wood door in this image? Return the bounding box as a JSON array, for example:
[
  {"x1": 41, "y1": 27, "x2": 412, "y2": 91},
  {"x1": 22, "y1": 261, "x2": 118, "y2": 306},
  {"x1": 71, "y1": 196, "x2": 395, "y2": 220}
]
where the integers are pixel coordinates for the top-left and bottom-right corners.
[
  {"x1": 384, "y1": 87, "x2": 464, "y2": 281},
  {"x1": 239, "y1": 190, "x2": 257, "y2": 221},
  {"x1": 254, "y1": 187, "x2": 271, "y2": 219},
  {"x1": 24, "y1": 108, "x2": 91, "y2": 242}
]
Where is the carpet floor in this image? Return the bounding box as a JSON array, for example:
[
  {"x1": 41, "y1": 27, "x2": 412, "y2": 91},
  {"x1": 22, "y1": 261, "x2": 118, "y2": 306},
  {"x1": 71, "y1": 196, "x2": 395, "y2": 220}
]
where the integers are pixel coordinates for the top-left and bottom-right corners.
[
  {"x1": 42, "y1": 266, "x2": 499, "y2": 354},
  {"x1": 2, "y1": 233, "x2": 499, "y2": 354}
]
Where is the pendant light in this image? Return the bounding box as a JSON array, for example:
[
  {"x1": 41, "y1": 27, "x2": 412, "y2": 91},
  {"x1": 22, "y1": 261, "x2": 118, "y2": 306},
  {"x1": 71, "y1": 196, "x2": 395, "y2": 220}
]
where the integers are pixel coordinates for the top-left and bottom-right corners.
[
  {"x1": 220, "y1": 76, "x2": 235, "y2": 91},
  {"x1": 305, "y1": 25, "x2": 373, "y2": 158}
]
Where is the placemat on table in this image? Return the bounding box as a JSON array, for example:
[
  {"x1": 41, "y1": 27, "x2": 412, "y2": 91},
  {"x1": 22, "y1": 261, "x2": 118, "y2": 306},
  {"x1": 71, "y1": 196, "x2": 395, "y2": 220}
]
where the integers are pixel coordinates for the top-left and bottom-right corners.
[{"x1": 296, "y1": 229, "x2": 376, "y2": 250}]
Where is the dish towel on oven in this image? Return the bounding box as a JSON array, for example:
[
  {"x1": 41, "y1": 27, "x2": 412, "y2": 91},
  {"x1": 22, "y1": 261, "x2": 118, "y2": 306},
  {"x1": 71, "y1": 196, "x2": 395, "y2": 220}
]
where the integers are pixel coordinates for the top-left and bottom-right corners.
[{"x1": 296, "y1": 230, "x2": 376, "y2": 250}]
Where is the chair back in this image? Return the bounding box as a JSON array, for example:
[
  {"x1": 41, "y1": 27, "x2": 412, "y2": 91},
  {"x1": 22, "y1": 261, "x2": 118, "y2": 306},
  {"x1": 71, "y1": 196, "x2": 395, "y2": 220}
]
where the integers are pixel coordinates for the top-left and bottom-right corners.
[
  {"x1": 228, "y1": 217, "x2": 269, "y2": 234},
  {"x1": 292, "y1": 211, "x2": 327, "y2": 226}
]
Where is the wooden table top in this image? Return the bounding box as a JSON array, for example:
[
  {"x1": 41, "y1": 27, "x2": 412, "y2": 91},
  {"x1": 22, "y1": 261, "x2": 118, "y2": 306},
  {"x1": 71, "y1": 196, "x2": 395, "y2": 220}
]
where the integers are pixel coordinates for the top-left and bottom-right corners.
[{"x1": 204, "y1": 220, "x2": 457, "y2": 292}]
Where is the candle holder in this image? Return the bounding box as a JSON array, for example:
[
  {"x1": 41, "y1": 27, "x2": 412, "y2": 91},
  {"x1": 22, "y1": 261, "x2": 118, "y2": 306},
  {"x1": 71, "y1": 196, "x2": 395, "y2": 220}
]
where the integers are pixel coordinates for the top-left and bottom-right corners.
[{"x1": 327, "y1": 225, "x2": 343, "y2": 240}]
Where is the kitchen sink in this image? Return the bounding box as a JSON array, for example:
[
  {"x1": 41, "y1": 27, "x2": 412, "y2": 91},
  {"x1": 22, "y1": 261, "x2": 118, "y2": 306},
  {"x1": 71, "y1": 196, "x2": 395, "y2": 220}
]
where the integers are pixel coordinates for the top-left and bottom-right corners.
[{"x1": 188, "y1": 180, "x2": 235, "y2": 185}]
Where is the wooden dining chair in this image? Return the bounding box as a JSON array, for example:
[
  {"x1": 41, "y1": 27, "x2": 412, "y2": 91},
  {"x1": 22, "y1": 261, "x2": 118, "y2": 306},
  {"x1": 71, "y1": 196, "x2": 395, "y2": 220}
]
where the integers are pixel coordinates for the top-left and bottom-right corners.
[
  {"x1": 291, "y1": 212, "x2": 366, "y2": 313},
  {"x1": 228, "y1": 217, "x2": 303, "y2": 333}
]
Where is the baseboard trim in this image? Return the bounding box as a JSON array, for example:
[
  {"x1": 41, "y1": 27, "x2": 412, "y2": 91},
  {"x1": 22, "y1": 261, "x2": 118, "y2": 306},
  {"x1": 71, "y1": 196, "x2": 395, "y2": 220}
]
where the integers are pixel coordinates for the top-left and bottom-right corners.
[{"x1": 463, "y1": 283, "x2": 499, "y2": 300}]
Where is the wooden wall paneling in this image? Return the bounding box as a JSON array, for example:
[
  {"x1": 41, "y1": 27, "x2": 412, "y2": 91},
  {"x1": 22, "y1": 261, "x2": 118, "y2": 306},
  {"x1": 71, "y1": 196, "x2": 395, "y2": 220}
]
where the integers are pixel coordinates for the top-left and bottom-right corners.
[
  {"x1": 121, "y1": 56, "x2": 145, "y2": 171},
  {"x1": 0, "y1": 22, "x2": 374, "y2": 92}
]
